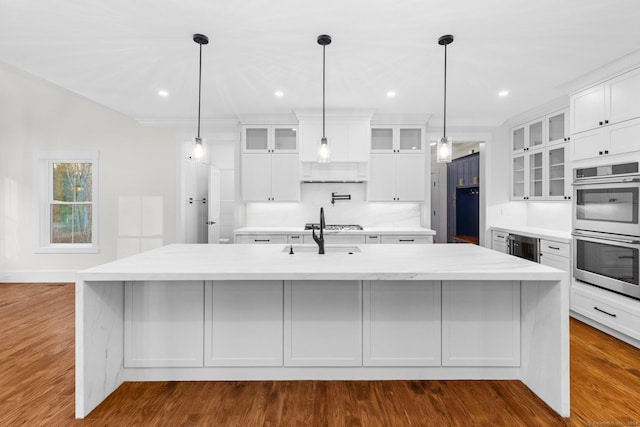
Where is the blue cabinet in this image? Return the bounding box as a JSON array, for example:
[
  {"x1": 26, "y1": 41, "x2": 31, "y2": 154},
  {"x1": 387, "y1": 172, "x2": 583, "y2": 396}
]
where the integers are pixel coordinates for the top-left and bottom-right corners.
[{"x1": 446, "y1": 152, "x2": 480, "y2": 243}]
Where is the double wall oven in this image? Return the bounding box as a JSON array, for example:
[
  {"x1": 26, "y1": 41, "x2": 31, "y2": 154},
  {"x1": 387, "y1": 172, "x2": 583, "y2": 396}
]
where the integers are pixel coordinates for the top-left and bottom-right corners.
[{"x1": 573, "y1": 162, "x2": 640, "y2": 299}]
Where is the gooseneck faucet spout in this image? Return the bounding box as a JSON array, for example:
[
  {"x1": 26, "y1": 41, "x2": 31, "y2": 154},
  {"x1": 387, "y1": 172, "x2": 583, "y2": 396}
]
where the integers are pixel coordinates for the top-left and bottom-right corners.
[{"x1": 312, "y1": 207, "x2": 325, "y2": 254}]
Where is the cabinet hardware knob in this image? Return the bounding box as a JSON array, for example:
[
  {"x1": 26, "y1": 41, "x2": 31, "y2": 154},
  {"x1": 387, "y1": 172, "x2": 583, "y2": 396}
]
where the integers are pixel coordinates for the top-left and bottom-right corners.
[
  {"x1": 604, "y1": 120, "x2": 609, "y2": 124},
  {"x1": 604, "y1": 150, "x2": 609, "y2": 154},
  {"x1": 599, "y1": 121, "x2": 603, "y2": 126},
  {"x1": 599, "y1": 151, "x2": 603, "y2": 155}
]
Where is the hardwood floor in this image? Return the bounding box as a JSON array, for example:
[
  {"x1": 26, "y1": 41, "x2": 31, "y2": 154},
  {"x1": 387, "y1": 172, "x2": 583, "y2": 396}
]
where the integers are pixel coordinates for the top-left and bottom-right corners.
[{"x1": 1, "y1": 283, "x2": 639, "y2": 426}]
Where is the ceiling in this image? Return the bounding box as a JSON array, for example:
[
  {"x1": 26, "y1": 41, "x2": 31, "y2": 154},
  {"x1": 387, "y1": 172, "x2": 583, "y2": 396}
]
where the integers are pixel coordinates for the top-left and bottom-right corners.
[{"x1": 1, "y1": 0, "x2": 640, "y2": 127}]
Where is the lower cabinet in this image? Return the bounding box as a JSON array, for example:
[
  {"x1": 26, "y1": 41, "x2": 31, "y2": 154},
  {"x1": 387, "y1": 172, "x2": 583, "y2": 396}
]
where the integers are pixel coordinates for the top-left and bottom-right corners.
[
  {"x1": 363, "y1": 280, "x2": 441, "y2": 366},
  {"x1": 380, "y1": 235, "x2": 433, "y2": 244},
  {"x1": 124, "y1": 280, "x2": 204, "y2": 368},
  {"x1": 302, "y1": 234, "x2": 366, "y2": 245},
  {"x1": 441, "y1": 280, "x2": 521, "y2": 366},
  {"x1": 284, "y1": 280, "x2": 362, "y2": 366},
  {"x1": 236, "y1": 234, "x2": 288, "y2": 244},
  {"x1": 204, "y1": 280, "x2": 283, "y2": 367}
]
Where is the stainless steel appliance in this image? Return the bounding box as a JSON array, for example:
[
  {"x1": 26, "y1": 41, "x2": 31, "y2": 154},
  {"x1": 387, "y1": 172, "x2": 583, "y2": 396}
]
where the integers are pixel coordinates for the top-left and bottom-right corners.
[
  {"x1": 573, "y1": 162, "x2": 640, "y2": 236},
  {"x1": 573, "y1": 230, "x2": 640, "y2": 299},
  {"x1": 508, "y1": 234, "x2": 539, "y2": 262},
  {"x1": 572, "y1": 161, "x2": 640, "y2": 299}
]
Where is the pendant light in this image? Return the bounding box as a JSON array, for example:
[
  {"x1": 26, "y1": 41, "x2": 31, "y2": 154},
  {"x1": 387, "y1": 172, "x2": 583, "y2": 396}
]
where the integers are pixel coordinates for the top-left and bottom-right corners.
[
  {"x1": 317, "y1": 34, "x2": 332, "y2": 163},
  {"x1": 192, "y1": 33, "x2": 209, "y2": 159},
  {"x1": 437, "y1": 34, "x2": 454, "y2": 163}
]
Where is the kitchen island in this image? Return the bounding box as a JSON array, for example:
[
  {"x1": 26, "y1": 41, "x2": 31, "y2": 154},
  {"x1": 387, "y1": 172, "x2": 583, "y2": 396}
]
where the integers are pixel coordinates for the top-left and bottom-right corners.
[{"x1": 76, "y1": 243, "x2": 569, "y2": 418}]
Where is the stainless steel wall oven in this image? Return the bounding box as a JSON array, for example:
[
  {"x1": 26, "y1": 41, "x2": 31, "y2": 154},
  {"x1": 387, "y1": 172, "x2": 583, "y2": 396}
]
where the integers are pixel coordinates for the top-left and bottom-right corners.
[{"x1": 573, "y1": 161, "x2": 640, "y2": 299}]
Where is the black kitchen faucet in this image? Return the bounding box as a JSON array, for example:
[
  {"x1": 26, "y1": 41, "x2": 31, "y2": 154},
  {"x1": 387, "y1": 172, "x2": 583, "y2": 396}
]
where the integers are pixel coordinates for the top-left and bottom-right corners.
[{"x1": 312, "y1": 207, "x2": 325, "y2": 254}]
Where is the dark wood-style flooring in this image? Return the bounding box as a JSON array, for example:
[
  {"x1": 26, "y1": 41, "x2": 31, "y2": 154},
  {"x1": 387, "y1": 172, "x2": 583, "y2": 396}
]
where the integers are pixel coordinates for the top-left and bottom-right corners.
[{"x1": 1, "y1": 282, "x2": 639, "y2": 426}]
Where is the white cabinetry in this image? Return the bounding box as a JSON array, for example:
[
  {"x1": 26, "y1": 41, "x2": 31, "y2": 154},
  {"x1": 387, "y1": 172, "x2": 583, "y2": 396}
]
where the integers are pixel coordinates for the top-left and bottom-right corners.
[
  {"x1": 539, "y1": 239, "x2": 570, "y2": 272},
  {"x1": 442, "y1": 280, "x2": 520, "y2": 366},
  {"x1": 511, "y1": 149, "x2": 544, "y2": 200},
  {"x1": 512, "y1": 117, "x2": 545, "y2": 153},
  {"x1": 380, "y1": 235, "x2": 433, "y2": 244},
  {"x1": 363, "y1": 280, "x2": 441, "y2": 366},
  {"x1": 241, "y1": 125, "x2": 300, "y2": 202},
  {"x1": 368, "y1": 126, "x2": 426, "y2": 202},
  {"x1": 124, "y1": 281, "x2": 204, "y2": 368},
  {"x1": 368, "y1": 154, "x2": 425, "y2": 201},
  {"x1": 284, "y1": 280, "x2": 362, "y2": 366},
  {"x1": 546, "y1": 143, "x2": 571, "y2": 200},
  {"x1": 491, "y1": 230, "x2": 508, "y2": 253},
  {"x1": 571, "y1": 67, "x2": 640, "y2": 134},
  {"x1": 570, "y1": 67, "x2": 640, "y2": 161},
  {"x1": 546, "y1": 108, "x2": 570, "y2": 146},
  {"x1": 204, "y1": 281, "x2": 283, "y2": 366},
  {"x1": 235, "y1": 234, "x2": 287, "y2": 244},
  {"x1": 298, "y1": 118, "x2": 370, "y2": 162}
]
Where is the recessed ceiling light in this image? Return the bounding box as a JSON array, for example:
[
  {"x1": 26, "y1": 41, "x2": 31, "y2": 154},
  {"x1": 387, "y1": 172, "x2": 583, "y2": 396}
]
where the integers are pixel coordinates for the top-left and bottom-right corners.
[
  {"x1": 158, "y1": 89, "x2": 169, "y2": 97},
  {"x1": 498, "y1": 90, "x2": 509, "y2": 97},
  {"x1": 387, "y1": 91, "x2": 396, "y2": 98},
  {"x1": 275, "y1": 91, "x2": 284, "y2": 97}
]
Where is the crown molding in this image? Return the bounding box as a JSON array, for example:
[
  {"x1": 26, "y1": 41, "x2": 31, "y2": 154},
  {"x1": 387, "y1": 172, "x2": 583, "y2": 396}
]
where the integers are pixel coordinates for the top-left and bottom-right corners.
[{"x1": 136, "y1": 116, "x2": 240, "y2": 128}]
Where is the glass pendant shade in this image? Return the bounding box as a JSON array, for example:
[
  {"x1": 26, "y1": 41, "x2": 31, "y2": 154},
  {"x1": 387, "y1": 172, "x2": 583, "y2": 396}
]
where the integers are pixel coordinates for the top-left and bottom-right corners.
[
  {"x1": 318, "y1": 137, "x2": 331, "y2": 163},
  {"x1": 436, "y1": 136, "x2": 452, "y2": 163},
  {"x1": 193, "y1": 136, "x2": 205, "y2": 159}
]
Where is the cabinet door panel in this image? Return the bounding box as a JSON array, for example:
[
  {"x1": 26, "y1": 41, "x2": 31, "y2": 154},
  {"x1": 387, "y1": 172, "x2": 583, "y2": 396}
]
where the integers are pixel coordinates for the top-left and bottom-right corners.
[
  {"x1": 244, "y1": 127, "x2": 269, "y2": 152},
  {"x1": 368, "y1": 154, "x2": 396, "y2": 201},
  {"x1": 363, "y1": 281, "x2": 440, "y2": 366},
  {"x1": 609, "y1": 119, "x2": 640, "y2": 156},
  {"x1": 571, "y1": 85, "x2": 606, "y2": 134},
  {"x1": 124, "y1": 281, "x2": 204, "y2": 368},
  {"x1": 270, "y1": 154, "x2": 300, "y2": 201},
  {"x1": 571, "y1": 129, "x2": 604, "y2": 161},
  {"x1": 609, "y1": 69, "x2": 640, "y2": 124},
  {"x1": 442, "y1": 280, "x2": 520, "y2": 366},
  {"x1": 285, "y1": 280, "x2": 362, "y2": 366},
  {"x1": 204, "y1": 281, "x2": 283, "y2": 367},
  {"x1": 396, "y1": 154, "x2": 425, "y2": 201},
  {"x1": 241, "y1": 154, "x2": 271, "y2": 201},
  {"x1": 511, "y1": 154, "x2": 526, "y2": 199}
]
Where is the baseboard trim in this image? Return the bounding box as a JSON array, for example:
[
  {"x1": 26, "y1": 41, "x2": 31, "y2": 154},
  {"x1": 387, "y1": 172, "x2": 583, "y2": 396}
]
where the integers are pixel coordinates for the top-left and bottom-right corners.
[{"x1": 0, "y1": 270, "x2": 76, "y2": 283}]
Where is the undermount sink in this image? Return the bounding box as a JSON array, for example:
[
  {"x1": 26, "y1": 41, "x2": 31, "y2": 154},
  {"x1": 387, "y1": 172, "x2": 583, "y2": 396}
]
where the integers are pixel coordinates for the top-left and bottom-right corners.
[{"x1": 282, "y1": 245, "x2": 361, "y2": 254}]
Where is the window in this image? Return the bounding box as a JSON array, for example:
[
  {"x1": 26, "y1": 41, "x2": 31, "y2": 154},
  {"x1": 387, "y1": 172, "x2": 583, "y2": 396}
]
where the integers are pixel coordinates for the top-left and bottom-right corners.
[{"x1": 36, "y1": 151, "x2": 99, "y2": 253}]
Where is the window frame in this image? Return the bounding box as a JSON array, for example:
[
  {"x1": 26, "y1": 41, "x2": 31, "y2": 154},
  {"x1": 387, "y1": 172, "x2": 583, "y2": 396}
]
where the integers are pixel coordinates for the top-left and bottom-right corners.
[{"x1": 35, "y1": 150, "x2": 99, "y2": 254}]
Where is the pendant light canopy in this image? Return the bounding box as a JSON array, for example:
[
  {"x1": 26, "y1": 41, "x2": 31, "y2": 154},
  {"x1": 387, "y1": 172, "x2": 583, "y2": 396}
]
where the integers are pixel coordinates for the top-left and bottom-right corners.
[
  {"x1": 437, "y1": 34, "x2": 454, "y2": 163},
  {"x1": 193, "y1": 33, "x2": 209, "y2": 159},
  {"x1": 317, "y1": 34, "x2": 332, "y2": 163}
]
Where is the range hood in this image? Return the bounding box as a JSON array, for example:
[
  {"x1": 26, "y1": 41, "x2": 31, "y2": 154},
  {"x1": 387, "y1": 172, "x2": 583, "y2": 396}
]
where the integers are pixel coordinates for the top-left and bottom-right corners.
[{"x1": 301, "y1": 161, "x2": 367, "y2": 183}]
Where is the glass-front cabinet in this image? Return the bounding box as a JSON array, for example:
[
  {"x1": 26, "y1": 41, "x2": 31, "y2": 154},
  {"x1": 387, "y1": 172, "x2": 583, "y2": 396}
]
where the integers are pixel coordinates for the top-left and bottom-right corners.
[
  {"x1": 243, "y1": 125, "x2": 298, "y2": 153},
  {"x1": 546, "y1": 108, "x2": 570, "y2": 146},
  {"x1": 511, "y1": 149, "x2": 544, "y2": 200},
  {"x1": 546, "y1": 144, "x2": 571, "y2": 200},
  {"x1": 371, "y1": 126, "x2": 424, "y2": 153},
  {"x1": 512, "y1": 117, "x2": 544, "y2": 154}
]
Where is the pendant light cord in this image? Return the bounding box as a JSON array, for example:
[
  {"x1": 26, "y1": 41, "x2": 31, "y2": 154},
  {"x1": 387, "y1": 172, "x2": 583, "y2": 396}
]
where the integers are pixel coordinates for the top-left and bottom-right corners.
[
  {"x1": 443, "y1": 42, "x2": 447, "y2": 139},
  {"x1": 197, "y1": 41, "x2": 203, "y2": 140},
  {"x1": 322, "y1": 43, "x2": 326, "y2": 139}
]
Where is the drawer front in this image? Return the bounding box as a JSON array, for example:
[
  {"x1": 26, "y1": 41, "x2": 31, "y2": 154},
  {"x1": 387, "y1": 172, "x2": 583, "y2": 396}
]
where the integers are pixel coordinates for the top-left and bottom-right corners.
[
  {"x1": 539, "y1": 252, "x2": 570, "y2": 272},
  {"x1": 492, "y1": 231, "x2": 509, "y2": 243},
  {"x1": 540, "y1": 239, "x2": 570, "y2": 258},
  {"x1": 571, "y1": 288, "x2": 640, "y2": 341},
  {"x1": 380, "y1": 235, "x2": 433, "y2": 244},
  {"x1": 365, "y1": 235, "x2": 381, "y2": 244},
  {"x1": 288, "y1": 234, "x2": 304, "y2": 244},
  {"x1": 236, "y1": 235, "x2": 287, "y2": 244}
]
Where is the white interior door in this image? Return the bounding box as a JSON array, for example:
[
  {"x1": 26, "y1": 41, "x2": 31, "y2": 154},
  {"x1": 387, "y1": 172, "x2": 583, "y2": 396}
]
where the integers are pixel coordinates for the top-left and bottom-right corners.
[{"x1": 208, "y1": 166, "x2": 221, "y2": 244}]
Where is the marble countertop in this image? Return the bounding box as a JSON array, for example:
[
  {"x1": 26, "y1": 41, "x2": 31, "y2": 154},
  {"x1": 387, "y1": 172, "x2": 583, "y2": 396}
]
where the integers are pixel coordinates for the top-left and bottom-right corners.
[
  {"x1": 490, "y1": 225, "x2": 572, "y2": 243},
  {"x1": 77, "y1": 243, "x2": 564, "y2": 282},
  {"x1": 234, "y1": 226, "x2": 436, "y2": 235}
]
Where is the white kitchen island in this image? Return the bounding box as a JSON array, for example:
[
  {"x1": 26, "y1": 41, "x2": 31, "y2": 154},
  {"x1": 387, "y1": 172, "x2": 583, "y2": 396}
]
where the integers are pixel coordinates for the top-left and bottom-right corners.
[{"x1": 76, "y1": 243, "x2": 569, "y2": 418}]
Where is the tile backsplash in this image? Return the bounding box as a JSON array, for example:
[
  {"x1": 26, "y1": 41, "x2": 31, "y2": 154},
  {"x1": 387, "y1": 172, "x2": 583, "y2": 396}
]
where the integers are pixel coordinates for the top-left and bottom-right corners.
[{"x1": 245, "y1": 183, "x2": 422, "y2": 227}]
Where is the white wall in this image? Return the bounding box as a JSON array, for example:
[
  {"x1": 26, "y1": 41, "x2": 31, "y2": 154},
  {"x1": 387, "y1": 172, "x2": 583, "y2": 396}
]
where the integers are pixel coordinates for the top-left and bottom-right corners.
[{"x1": 0, "y1": 62, "x2": 233, "y2": 278}]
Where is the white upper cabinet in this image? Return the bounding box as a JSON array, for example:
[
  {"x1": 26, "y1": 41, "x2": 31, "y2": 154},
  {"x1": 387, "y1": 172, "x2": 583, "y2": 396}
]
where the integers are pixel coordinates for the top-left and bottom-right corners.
[
  {"x1": 511, "y1": 149, "x2": 544, "y2": 201},
  {"x1": 546, "y1": 144, "x2": 571, "y2": 200},
  {"x1": 368, "y1": 153, "x2": 425, "y2": 202},
  {"x1": 371, "y1": 126, "x2": 425, "y2": 153},
  {"x1": 241, "y1": 125, "x2": 300, "y2": 202},
  {"x1": 298, "y1": 118, "x2": 370, "y2": 162},
  {"x1": 546, "y1": 108, "x2": 570, "y2": 146},
  {"x1": 511, "y1": 117, "x2": 544, "y2": 154},
  {"x1": 572, "y1": 118, "x2": 640, "y2": 162},
  {"x1": 571, "y1": 66, "x2": 640, "y2": 134},
  {"x1": 242, "y1": 125, "x2": 298, "y2": 153}
]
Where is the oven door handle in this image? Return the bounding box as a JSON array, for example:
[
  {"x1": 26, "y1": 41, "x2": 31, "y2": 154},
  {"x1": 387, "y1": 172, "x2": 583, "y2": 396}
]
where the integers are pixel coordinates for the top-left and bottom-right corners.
[
  {"x1": 572, "y1": 177, "x2": 640, "y2": 186},
  {"x1": 572, "y1": 230, "x2": 640, "y2": 245}
]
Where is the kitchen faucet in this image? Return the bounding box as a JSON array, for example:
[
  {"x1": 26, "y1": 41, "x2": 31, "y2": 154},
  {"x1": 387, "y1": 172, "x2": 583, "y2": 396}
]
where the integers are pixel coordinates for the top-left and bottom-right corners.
[{"x1": 312, "y1": 207, "x2": 325, "y2": 254}]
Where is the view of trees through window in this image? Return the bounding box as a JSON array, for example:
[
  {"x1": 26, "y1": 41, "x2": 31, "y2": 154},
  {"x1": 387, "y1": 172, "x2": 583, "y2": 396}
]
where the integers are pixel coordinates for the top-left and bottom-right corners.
[{"x1": 51, "y1": 162, "x2": 92, "y2": 243}]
